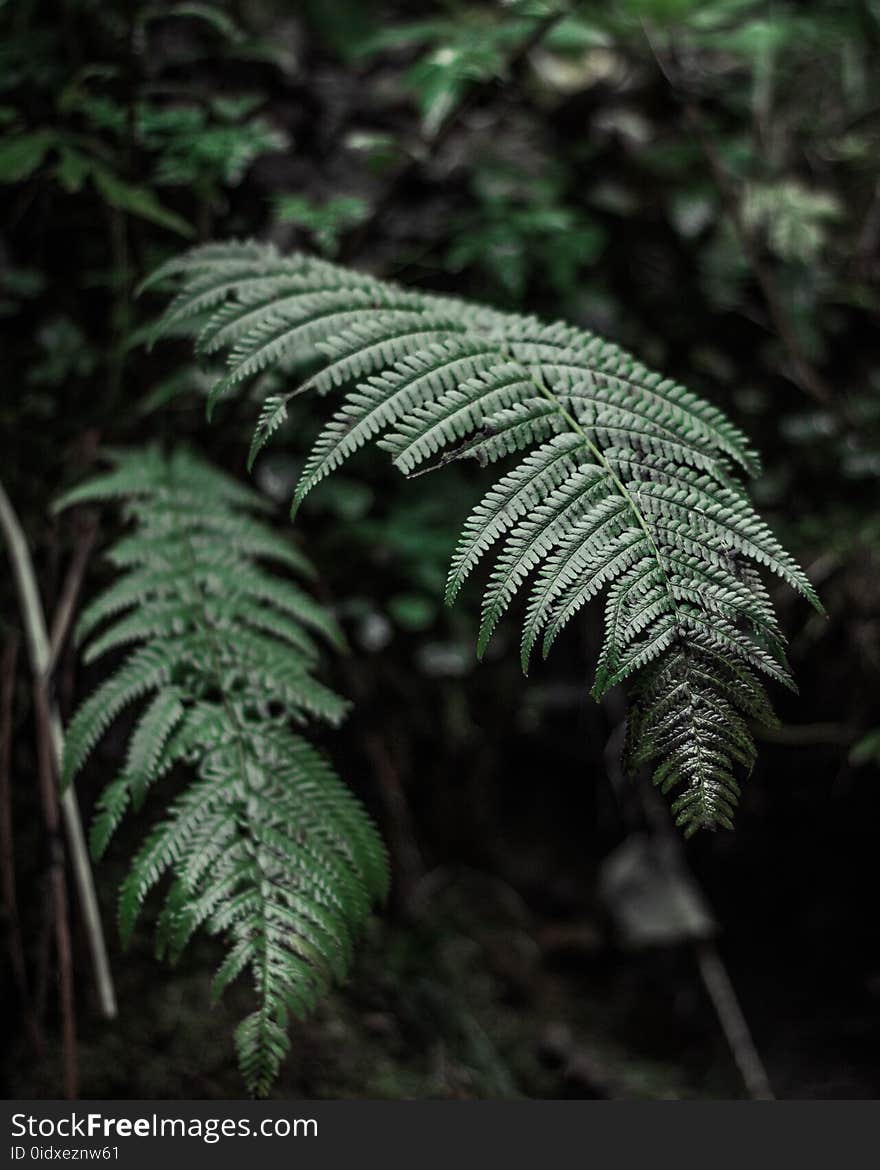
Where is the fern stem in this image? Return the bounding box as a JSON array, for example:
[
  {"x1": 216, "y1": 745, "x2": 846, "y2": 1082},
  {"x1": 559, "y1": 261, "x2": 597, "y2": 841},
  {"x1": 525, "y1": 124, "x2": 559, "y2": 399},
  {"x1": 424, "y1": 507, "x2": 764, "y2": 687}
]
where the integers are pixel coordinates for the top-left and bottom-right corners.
[
  {"x1": 0, "y1": 480, "x2": 118, "y2": 1020},
  {"x1": 158, "y1": 464, "x2": 278, "y2": 1044},
  {"x1": 158, "y1": 463, "x2": 254, "y2": 782}
]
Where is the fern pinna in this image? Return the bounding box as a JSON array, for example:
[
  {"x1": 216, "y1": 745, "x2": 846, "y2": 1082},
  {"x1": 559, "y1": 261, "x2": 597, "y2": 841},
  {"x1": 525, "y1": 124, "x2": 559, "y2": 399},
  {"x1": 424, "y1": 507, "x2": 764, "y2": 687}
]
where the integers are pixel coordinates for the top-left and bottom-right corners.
[
  {"x1": 56, "y1": 446, "x2": 388, "y2": 1095},
  {"x1": 147, "y1": 241, "x2": 822, "y2": 835}
]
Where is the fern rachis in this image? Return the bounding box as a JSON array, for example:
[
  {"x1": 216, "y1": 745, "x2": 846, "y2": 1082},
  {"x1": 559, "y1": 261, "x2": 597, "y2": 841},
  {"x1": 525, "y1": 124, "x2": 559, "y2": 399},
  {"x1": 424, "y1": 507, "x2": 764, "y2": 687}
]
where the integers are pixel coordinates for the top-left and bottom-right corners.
[
  {"x1": 147, "y1": 241, "x2": 822, "y2": 835},
  {"x1": 56, "y1": 446, "x2": 388, "y2": 1095}
]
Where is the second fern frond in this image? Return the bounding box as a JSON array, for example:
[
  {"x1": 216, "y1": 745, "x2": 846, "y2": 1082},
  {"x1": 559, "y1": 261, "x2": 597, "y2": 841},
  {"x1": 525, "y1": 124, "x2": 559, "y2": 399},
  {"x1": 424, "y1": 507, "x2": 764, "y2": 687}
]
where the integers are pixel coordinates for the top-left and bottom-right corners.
[{"x1": 56, "y1": 446, "x2": 388, "y2": 1095}]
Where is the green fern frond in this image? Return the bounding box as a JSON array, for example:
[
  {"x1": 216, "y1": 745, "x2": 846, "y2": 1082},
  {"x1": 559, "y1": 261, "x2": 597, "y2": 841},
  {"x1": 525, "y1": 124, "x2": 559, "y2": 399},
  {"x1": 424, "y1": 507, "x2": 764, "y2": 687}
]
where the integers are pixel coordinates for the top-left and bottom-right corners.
[
  {"x1": 150, "y1": 241, "x2": 823, "y2": 834},
  {"x1": 57, "y1": 446, "x2": 387, "y2": 1095}
]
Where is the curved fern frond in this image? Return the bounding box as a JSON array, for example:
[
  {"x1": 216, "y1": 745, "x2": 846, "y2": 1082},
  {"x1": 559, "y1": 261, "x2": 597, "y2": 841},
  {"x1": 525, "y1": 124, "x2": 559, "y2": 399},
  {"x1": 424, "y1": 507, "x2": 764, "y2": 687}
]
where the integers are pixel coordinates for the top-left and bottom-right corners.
[
  {"x1": 56, "y1": 446, "x2": 388, "y2": 1095},
  {"x1": 151, "y1": 241, "x2": 822, "y2": 835}
]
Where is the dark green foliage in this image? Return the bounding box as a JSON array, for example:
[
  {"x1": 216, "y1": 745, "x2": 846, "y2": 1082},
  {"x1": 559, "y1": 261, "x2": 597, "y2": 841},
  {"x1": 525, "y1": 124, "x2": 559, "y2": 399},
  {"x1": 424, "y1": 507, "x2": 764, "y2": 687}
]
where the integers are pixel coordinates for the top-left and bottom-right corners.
[
  {"x1": 446, "y1": 164, "x2": 605, "y2": 303},
  {"x1": 56, "y1": 446, "x2": 388, "y2": 1095},
  {"x1": 148, "y1": 242, "x2": 822, "y2": 834},
  {"x1": 4, "y1": 0, "x2": 879, "y2": 1105}
]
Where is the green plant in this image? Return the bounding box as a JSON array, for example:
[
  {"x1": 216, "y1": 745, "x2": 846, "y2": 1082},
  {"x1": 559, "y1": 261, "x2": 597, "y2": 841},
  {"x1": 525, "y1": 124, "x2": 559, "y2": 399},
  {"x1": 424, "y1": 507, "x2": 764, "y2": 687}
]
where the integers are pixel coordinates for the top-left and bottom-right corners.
[
  {"x1": 445, "y1": 163, "x2": 604, "y2": 303},
  {"x1": 56, "y1": 446, "x2": 388, "y2": 1095},
  {"x1": 58, "y1": 91, "x2": 286, "y2": 214},
  {"x1": 353, "y1": 1, "x2": 598, "y2": 138},
  {"x1": 147, "y1": 241, "x2": 821, "y2": 835},
  {"x1": 0, "y1": 122, "x2": 194, "y2": 237},
  {"x1": 274, "y1": 194, "x2": 370, "y2": 257}
]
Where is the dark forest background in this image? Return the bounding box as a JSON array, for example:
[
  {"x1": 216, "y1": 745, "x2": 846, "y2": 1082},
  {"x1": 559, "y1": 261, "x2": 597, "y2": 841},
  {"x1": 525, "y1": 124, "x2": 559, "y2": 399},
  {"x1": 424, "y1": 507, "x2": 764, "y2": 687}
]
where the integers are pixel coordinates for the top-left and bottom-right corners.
[{"x1": 1, "y1": 0, "x2": 879, "y2": 1099}]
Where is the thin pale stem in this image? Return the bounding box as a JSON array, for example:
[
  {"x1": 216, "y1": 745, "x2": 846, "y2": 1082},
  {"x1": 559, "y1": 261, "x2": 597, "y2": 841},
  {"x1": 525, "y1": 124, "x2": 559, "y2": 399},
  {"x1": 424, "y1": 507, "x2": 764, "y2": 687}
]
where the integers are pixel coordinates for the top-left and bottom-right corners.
[{"x1": 0, "y1": 480, "x2": 117, "y2": 1020}]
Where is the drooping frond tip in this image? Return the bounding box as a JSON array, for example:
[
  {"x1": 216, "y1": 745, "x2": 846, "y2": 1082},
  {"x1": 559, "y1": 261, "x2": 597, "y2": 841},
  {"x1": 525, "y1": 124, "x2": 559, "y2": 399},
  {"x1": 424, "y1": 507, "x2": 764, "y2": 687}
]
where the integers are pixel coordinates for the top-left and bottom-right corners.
[
  {"x1": 57, "y1": 445, "x2": 387, "y2": 1094},
  {"x1": 148, "y1": 240, "x2": 822, "y2": 834}
]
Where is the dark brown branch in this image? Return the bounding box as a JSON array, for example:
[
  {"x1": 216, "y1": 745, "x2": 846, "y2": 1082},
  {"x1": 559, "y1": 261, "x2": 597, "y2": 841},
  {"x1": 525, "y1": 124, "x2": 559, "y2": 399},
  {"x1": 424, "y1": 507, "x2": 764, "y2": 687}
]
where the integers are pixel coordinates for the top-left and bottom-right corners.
[
  {"x1": 33, "y1": 677, "x2": 78, "y2": 1099},
  {"x1": 47, "y1": 513, "x2": 99, "y2": 678},
  {"x1": 361, "y1": 730, "x2": 425, "y2": 907},
  {"x1": 0, "y1": 633, "x2": 42, "y2": 1050}
]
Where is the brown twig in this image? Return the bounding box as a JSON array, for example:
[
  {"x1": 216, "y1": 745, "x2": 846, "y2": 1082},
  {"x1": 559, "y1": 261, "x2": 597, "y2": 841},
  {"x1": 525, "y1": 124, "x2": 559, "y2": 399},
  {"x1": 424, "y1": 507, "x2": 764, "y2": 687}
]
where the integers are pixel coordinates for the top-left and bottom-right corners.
[
  {"x1": 33, "y1": 677, "x2": 78, "y2": 1099},
  {"x1": 851, "y1": 178, "x2": 880, "y2": 280},
  {"x1": 361, "y1": 730, "x2": 425, "y2": 907},
  {"x1": 755, "y1": 721, "x2": 853, "y2": 747},
  {"x1": 307, "y1": 565, "x2": 425, "y2": 910},
  {"x1": 47, "y1": 513, "x2": 99, "y2": 677},
  {"x1": 0, "y1": 632, "x2": 42, "y2": 1049},
  {"x1": 33, "y1": 887, "x2": 53, "y2": 1042}
]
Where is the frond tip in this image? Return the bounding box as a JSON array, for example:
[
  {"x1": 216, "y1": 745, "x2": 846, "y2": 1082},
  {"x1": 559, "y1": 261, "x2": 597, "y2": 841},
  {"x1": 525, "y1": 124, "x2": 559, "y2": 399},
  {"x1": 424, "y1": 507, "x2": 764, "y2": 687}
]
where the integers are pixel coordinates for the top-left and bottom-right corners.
[
  {"x1": 57, "y1": 446, "x2": 387, "y2": 1095},
  {"x1": 150, "y1": 240, "x2": 822, "y2": 832}
]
